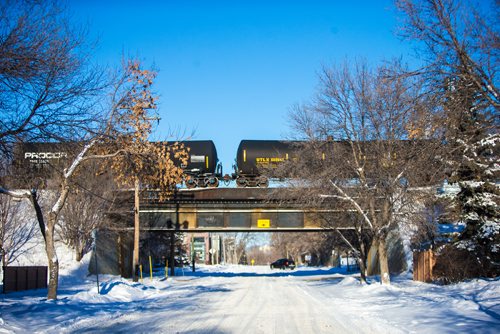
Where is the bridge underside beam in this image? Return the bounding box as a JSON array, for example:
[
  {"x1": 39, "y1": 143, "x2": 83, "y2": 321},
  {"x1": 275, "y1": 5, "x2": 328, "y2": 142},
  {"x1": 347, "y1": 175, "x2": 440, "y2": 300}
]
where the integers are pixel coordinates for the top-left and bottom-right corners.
[
  {"x1": 109, "y1": 187, "x2": 362, "y2": 232},
  {"x1": 111, "y1": 208, "x2": 358, "y2": 232},
  {"x1": 118, "y1": 226, "x2": 355, "y2": 233}
]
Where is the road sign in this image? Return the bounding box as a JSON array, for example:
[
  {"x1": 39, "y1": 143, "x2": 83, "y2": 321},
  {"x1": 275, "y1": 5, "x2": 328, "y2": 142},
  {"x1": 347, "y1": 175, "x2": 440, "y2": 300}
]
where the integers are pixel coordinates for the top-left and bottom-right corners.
[{"x1": 257, "y1": 219, "x2": 270, "y2": 228}]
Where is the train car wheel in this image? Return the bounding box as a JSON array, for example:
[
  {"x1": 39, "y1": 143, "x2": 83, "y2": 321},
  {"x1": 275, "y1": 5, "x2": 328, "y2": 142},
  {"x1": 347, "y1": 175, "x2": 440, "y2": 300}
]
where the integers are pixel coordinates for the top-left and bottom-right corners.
[
  {"x1": 207, "y1": 177, "x2": 219, "y2": 188},
  {"x1": 257, "y1": 176, "x2": 269, "y2": 188},
  {"x1": 236, "y1": 176, "x2": 248, "y2": 187},
  {"x1": 185, "y1": 178, "x2": 197, "y2": 189}
]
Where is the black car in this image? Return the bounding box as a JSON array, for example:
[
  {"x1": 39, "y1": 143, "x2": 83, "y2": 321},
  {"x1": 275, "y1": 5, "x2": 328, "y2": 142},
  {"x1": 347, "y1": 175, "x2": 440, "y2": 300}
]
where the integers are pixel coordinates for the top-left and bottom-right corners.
[{"x1": 270, "y1": 258, "x2": 295, "y2": 270}]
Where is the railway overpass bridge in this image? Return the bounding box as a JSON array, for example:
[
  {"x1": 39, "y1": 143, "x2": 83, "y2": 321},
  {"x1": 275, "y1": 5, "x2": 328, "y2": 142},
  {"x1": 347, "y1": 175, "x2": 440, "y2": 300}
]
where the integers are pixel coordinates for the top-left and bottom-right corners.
[
  {"x1": 94, "y1": 187, "x2": 396, "y2": 278},
  {"x1": 120, "y1": 187, "x2": 356, "y2": 232}
]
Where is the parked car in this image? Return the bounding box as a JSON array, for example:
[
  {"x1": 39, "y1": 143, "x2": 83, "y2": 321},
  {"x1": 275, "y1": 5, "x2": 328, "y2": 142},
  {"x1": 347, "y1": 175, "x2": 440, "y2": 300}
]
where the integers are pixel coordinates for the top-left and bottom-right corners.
[{"x1": 270, "y1": 258, "x2": 295, "y2": 270}]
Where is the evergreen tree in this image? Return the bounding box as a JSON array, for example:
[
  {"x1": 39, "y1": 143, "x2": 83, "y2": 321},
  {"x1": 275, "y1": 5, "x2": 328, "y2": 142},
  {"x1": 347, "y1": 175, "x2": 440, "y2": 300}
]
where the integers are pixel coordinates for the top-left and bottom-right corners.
[
  {"x1": 445, "y1": 71, "x2": 499, "y2": 277},
  {"x1": 397, "y1": 0, "x2": 499, "y2": 279}
]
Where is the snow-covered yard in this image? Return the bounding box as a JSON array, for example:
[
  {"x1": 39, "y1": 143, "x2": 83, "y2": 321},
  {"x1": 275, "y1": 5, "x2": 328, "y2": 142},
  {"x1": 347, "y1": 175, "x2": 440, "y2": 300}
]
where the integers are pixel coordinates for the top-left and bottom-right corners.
[{"x1": 1, "y1": 259, "x2": 499, "y2": 333}]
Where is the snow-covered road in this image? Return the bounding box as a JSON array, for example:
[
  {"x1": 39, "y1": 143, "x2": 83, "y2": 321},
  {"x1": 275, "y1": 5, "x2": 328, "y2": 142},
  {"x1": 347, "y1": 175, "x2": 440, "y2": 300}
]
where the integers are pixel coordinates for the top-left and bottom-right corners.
[
  {"x1": 1, "y1": 264, "x2": 499, "y2": 333},
  {"x1": 164, "y1": 274, "x2": 363, "y2": 333},
  {"x1": 65, "y1": 267, "x2": 368, "y2": 334}
]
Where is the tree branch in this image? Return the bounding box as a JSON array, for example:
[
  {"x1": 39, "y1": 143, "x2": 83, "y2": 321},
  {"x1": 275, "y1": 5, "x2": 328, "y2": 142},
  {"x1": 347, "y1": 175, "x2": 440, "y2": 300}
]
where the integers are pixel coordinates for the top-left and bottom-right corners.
[{"x1": 328, "y1": 180, "x2": 374, "y2": 229}]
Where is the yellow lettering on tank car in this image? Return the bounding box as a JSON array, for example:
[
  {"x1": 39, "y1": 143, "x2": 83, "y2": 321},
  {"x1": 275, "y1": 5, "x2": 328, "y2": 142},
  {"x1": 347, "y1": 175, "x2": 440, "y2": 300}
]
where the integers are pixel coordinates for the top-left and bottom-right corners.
[{"x1": 256, "y1": 157, "x2": 270, "y2": 163}]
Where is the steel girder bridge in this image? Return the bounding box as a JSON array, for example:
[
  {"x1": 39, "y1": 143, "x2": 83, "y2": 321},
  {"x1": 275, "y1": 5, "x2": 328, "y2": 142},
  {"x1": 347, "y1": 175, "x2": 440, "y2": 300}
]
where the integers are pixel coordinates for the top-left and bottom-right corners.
[
  {"x1": 121, "y1": 187, "x2": 357, "y2": 232},
  {"x1": 93, "y1": 187, "x2": 383, "y2": 277}
]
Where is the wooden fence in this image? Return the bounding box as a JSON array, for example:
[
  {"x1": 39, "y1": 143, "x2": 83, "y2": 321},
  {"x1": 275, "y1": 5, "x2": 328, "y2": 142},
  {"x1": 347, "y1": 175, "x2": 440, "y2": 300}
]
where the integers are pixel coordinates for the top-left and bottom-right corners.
[
  {"x1": 413, "y1": 250, "x2": 435, "y2": 282},
  {"x1": 3, "y1": 266, "x2": 48, "y2": 293}
]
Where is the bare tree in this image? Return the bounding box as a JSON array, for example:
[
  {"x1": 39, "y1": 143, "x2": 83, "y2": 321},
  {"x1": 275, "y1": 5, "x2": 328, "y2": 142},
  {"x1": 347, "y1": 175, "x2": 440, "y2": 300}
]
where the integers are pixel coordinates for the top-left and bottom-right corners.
[
  {"x1": 58, "y1": 163, "x2": 116, "y2": 262},
  {"x1": 286, "y1": 60, "x2": 442, "y2": 284},
  {"x1": 270, "y1": 232, "x2": 326, "y2": 264},
  {"x1": 270, "y1": 228, "x2": 370, "y2": 275},
  {"x1": 0, "y1": 60, "x2": 183, "y2": 299},
  {"x1": 100, "y1": 62, "x2": 188, "y2": 281},
  {"x1": 223, "y1": 233, "x2": 254, "y2": 264},
  {"x1": 395, "y1": 0, "x2": 499, "y2": 109},
  {"x1": 0, "y1": 0, "x2": 105, "y2": 154},
  {"x1": 246, "y1": 245, "x2": 274, "y2": 265},
  {"x1": 319, "y1": 212, "x2": 373, "y2": 281},
  {"x1": 0, "y1": 0, "x2": 108, "y2": 300},
  {"x1": 270, "y1": 233, "x2": 295, "y2": 260},
  {"x1": 0, "y1": 1, "x2": 187, "y2": 299},
  {"x1": 0, "y1": 195, "x2": 37, "y2": 266}
]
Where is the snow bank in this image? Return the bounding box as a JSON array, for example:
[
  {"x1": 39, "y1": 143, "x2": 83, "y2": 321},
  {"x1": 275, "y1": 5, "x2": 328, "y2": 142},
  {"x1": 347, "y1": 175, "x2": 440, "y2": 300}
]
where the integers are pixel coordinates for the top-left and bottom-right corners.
[{"x1": 1, "y1": 261, "x2": 499, "y2": 333}]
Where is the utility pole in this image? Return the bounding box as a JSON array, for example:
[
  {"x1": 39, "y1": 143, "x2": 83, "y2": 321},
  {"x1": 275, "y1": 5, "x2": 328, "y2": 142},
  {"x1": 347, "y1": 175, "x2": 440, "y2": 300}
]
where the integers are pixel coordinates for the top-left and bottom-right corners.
[
  {"x1": 169, "y1": 188, "x2": 179, "y2": 277},
  {"x1": 169, "y1": 227, "x2": 175, "y2": 277},
  {"x1": 133, "y1": 177, "x2": 140, "y2": 282},
  {"x1": 191, "y1": 235, "x2": 196, "y2": 272}
]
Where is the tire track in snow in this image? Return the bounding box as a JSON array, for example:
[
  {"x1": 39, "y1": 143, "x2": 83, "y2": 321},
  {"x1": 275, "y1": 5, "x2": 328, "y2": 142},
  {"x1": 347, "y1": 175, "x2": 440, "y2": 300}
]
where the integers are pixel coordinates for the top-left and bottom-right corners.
[
  {"x1": 183, "y1": 274, "x2": 362, "y2": 333},
  {"x1": 297, "y1": 278, "x2": 405, "y2": 334}
]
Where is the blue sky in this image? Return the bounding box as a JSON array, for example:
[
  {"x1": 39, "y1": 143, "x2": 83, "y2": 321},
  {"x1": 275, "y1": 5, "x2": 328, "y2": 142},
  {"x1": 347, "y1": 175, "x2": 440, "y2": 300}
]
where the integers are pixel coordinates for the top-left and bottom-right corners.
[{"x1": 70, "y1": 0, "x2": 416, "y2": 175}]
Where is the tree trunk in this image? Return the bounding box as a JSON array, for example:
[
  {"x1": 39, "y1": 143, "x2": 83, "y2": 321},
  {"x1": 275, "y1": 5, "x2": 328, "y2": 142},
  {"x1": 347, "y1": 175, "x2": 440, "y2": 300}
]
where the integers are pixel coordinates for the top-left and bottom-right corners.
[
  {"x1": 221, "y1": 237, "x2": 226, "y2": 264},
  {"x1": 358, "y1": 239, "x2": 368, "y2": 284},
  {"x1": 75, "y1": 250, "x2": 82, "y2": 262},
  {"x1": 379, "y1": 199, "x2": 391, "y2": 285},
  {"x1": 30, "y1": 190, "x2": 61, "y2": 300},
  {"x1": 46, "y1": 214, "x2": 59, "y2": 300},
  {"x1": 356, "y1": 227, "x2": 368, "y2": 284},
  {"x1": 378, "y1": 237, "x2": 391, "y2": 285},
  {"x1": 0, "y1": 233, "x2": 5, "y2": 266},
  {"x1": 75, "y1": 240, "x2": 83, "y2": 262},
  {"x1": 133, "y1": 177, "x2": 140, "y2": 282},
  {"x1": 117, "y1": 232, "x2": 124, "y2": 277}
]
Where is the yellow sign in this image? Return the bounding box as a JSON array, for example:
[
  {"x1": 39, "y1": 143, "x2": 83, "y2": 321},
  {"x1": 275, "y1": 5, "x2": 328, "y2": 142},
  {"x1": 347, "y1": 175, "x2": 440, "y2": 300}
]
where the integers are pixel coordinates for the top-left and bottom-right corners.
[{"x1": 257, "y1": 219, "x2": 271, "y2": 228}]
